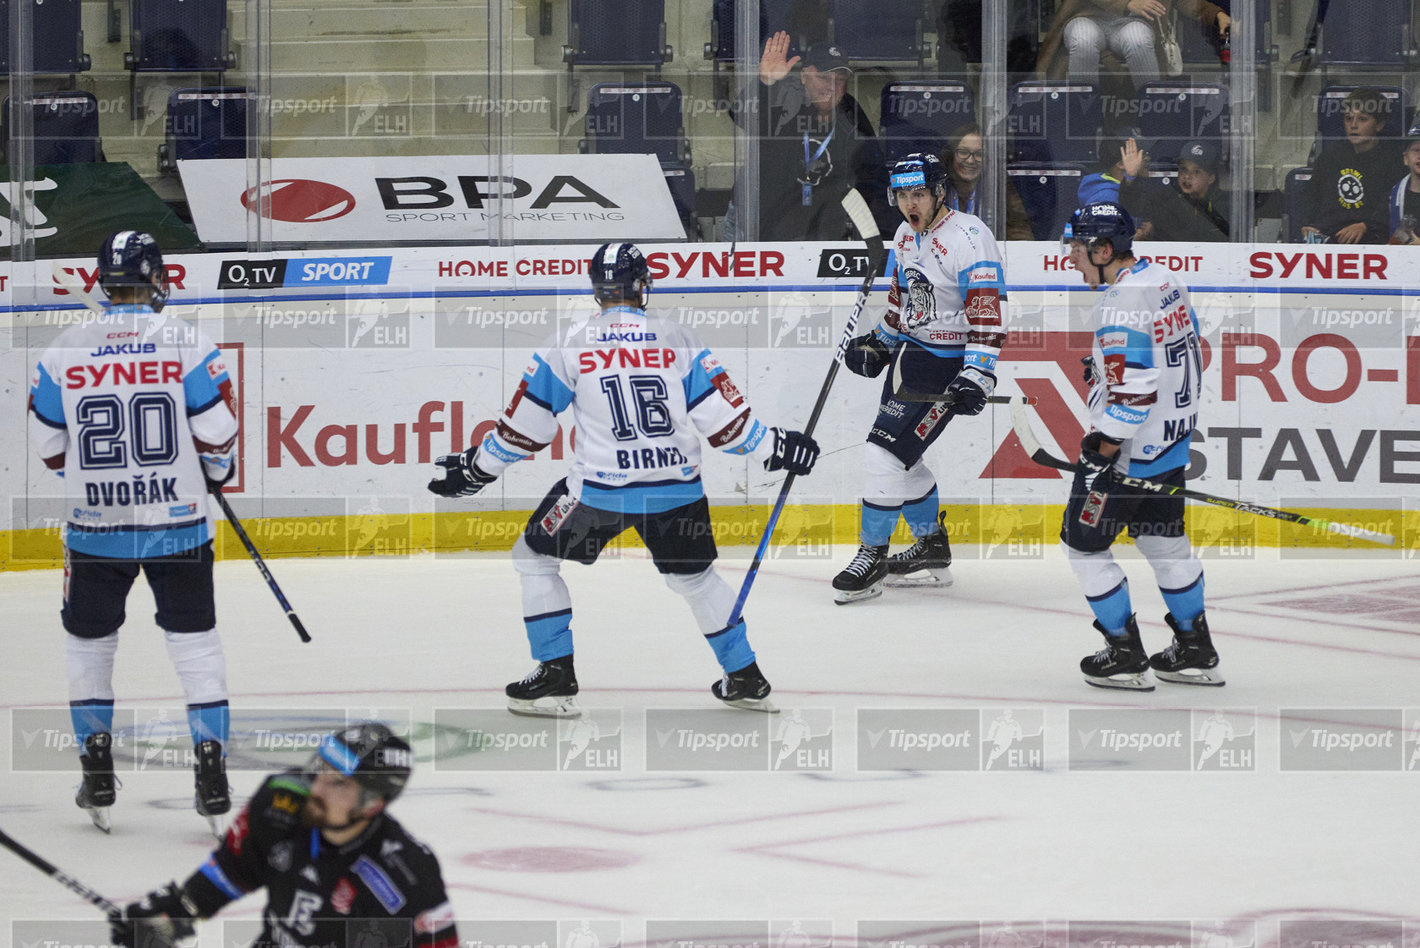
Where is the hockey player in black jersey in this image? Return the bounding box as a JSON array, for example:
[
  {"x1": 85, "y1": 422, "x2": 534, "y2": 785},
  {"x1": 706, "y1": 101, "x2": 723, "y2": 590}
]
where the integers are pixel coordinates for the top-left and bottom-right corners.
[{"x1": 111, "y1": 723, "x2": 458, "y2": 948}]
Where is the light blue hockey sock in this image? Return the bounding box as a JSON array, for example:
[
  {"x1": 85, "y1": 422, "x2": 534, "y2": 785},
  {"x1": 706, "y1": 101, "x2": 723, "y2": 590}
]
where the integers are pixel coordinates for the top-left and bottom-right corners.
[
  {"x1": 1086, "y1": 578, "x2": 1134, "y2": 635},
  {"x1": 860, "y1": 500, "x2": 901, "y2": 547},
  {"x1": 70, "y1": 700, "x2": 115, "y2": 747},
  {"x1": 187, "y1": 700, "x2": 229, "y2": 748},
  {"x1": 525, "y1": 608, "x2": 574, "y2": 662},
  {"x1": 1161, "y1": 575, "x2": 1206, "y2": 630},
  {"x1": 705, "y1": 619, "x2": 755, "y2": 673},
  {"x1": 901, "y1": 486, "x2": 941, "y2": 537}
]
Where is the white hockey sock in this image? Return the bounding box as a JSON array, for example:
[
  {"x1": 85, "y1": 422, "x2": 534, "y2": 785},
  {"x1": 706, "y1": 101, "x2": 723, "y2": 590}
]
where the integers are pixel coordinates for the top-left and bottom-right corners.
[
  {"x1": 664, "y1": 567, "x2": 737, "y2": 636},
  {"x1": 862, "y1": 444, "x2": 937, "y2": 507},
  {"x1": 66, "y1": 632, "x2": 118, "y2": 704},
  {"x1": 512, "y1": 535, "x2": 572, "y2": 619},
  {"x1": 163, "y1": 629, "x2": 228, "y2": 706}
]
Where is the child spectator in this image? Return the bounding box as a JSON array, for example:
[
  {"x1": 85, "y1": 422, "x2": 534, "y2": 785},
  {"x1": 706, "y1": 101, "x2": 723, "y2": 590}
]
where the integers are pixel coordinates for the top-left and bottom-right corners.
[
  {"x1": 1302, "y1": 88, "x2": 1400, "y2": 245},
  {"x1": 1388, "y1": 126, "x2": 1420, "y2": 245},
  {"x1": 1136, "y1": 139, "x2": 1229, "y2": 241}
]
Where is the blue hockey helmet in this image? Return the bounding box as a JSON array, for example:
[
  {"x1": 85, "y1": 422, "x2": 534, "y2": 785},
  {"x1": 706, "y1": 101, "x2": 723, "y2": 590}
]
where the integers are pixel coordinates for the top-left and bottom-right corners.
[
  {"x1": 310, "y1": 722, "x2": 413, "y2": 806},
  {"x1": 97, "y1": 230, "x2": 169, "y2": 309},
  {"x1": 1062, "y1": 202, "x2": 1136, "y2": 258},
  {"x1": 887, "y1": 152, "x2": 948, "y2": 204},
  {"x1": 590, "y1": 242, "x2": 652, "y2": 306}
]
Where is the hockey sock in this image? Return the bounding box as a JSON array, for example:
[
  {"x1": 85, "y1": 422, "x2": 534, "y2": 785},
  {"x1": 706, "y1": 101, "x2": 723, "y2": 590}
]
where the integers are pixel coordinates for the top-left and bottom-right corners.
[
  {"x1": 705, "y1": 619, "x2": 755, "y2": 674},
  {"x1": 1136, "y1": 533, "x2": 1205, "y2": 630},
  {"x1": 513, "y1": 536, "x2": 574, "y2": 661},
  {"x1": 860, "y1": 500, "x2": 901, "y2": 547},
  {"x1": 901, "y1": 485, "x2": 941, "y2": 537},
  {"x1": 662, "y1": 568, "x2": 755, "y2": 672},
  {"x1": 163, "y1": 630, "x2": 229, "y2": 746},
  {"x1": 1087, "y1": 580, "x2": 1134, "y2": 635},
  {"x1": 523, "y1": 610, "x2": 574, "y2": 661},
  {"x1": 1065, "y1": 545, "x2": 1133, "y2": 634},
  {"x1": 1160, "y1": 576, "x2": 1205, "y2": 631},
  {"x1": 67, "y1": 632, "x2": 118, "y2": 746}
]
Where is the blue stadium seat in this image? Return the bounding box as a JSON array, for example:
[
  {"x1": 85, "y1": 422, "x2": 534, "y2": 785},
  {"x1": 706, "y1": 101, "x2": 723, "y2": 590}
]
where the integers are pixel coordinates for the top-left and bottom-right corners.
[
  {"x1": 1007, "y1": 164, "x2": 1083, "y2": 241},
  {"x1": 580, "y1": 81, "x2": 687, "y2": 166},
  {"x1": 1134, "y1": 82, "x2": 1228, "y2": 160},
  {"x1": 0, "y1": 0, "x2": 91, "y2": 75},
  {"x1": 125, "y1": 0, "x2": 233, "y2": 72},
  {"x1": 3, "y1": 91, "x2": 103, "y2": 163},
  {"x1": 158, "y1": 87, "x2": 248, "y2": 173},
  {"x1": 829, "y1": 0, "x2": 926, "y2": 64},
  {"x1": 880, "y1": 81, "x2": 975, "y2": 164},
  {"x1": 703, "y1": 0, "x2": 799, "y2": 62},
  {"x1": 1008, "y1": 82, "x2": 1101, "y2": 166},
  {"x1": 1283, "y1": 167, "x2": 1313, "y2": 243},
  {"x1": 563, "y1": 0, "x2": 672, "y2": 70},
  {"x1": 1317, "y1": 0, "x2": 1415, "y2": 67}
]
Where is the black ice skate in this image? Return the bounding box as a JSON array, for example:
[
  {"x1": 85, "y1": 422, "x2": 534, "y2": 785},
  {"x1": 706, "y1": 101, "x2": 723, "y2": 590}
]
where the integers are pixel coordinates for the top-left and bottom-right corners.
[
  {"x1": 1149, "y1": 612, "x2": 1224, "y2": 686},
  {"x1": 194, "y1": 739, "x2": 231, "y2": 837},
  {"x1": 1081, "y1": 617, "x2": 1155, "y2": 691},
  {"x1": 711, "y1": 661, "x2": 778, "y2": 713},
  {"x1": 76, "y1": 732, "x2": 117, "y2": 833},
  {"x1": 506, "y1": 656, "x2": 581, "y2": 718},
  {"x1": 885, "y1": 515, "x2": 953, "y2": 588},
  {"x1": 832, "y1": 544, "x2": 888, "y2": 604}
]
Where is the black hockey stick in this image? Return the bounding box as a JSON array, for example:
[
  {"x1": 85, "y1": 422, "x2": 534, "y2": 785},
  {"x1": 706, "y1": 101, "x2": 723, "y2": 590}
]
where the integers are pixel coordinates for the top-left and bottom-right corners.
[
  {"x1": 211, "y1": 486, "x2": 313, "y2": 641},
  {"x1": 1007, "y1": 398, "x2": 1397, "y2": 546},
  {"x1": 727, "y1": 188, "x2": 886, "y2": 627},
  {"x1": 0, "y1": 825, "x2": 123, "y2": 919}
]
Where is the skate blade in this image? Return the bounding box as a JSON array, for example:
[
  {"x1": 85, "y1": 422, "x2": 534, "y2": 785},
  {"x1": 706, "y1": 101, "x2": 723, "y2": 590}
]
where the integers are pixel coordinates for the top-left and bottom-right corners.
[
  {"x1": 885, "y1": 566, "x2": 953, "y2": 588},
  {"x1": 1156, "y1": 666, "x2": 1225, "y2": 686},
  {"x1": 833, "y1": 582, "x2": 884, "y2": 605},
  {"x1": 718, "y1": 695, "x2": 779, "y2": 713},
  {"x1": 204, "y1": 813, "x2": 230, "y2": 840},
  {"x1": 1083, "y1": 672, "x2": 1156, "y2": 692},
  {"x1": 507, "y1": 695, "x2": 582, "y2": 718},
  {"x1": 84, "y1": 805, "x2": 112, "y2": 834}
]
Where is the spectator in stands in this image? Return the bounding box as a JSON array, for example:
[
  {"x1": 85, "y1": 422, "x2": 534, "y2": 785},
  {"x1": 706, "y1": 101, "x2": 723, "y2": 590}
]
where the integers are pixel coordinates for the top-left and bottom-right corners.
[
  {"x1": 1077, "y1": 129, "x2": 1147, "y2": 215},
  {"x1": 1135, "y1": 139, "x2": 1229, "y2": 241},
  {"x1": 1035, "y1": 0, "x2": 1230, "y2": 87},
  {"x1": 936, "y1": 1, "x2": 1042, "y2": 79},
  {"x1": 1388, "y1": 127, "x2": 1420, "y2": 246},
  {"x1": 728, "y1": 32, "x2": 891, "y2": 240},
  {"x1": 938, "y1": 122, "x2": 1033, "y2": 240},
  {"x1": 1302, "y1": 88, "x2": 1400, "y2": 245}
]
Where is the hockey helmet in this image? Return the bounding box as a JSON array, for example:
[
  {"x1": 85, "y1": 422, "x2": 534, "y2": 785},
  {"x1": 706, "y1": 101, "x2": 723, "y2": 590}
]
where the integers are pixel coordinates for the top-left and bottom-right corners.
[
  {"x1": 1062, "y1": 202, "x2": 1136, "y2": 259},
  {"x1": 589, "y1": 242, "x2": 652, "y2": 306},
  {"x1": 97, "y1": 230, "x2": 169, "y2": 309},
  {"x1": 887, "y1": 152, "x2": 948, "y2": 204},
  {"x1": 311, "y1": 722, "x2": 414, "y2": 806}
]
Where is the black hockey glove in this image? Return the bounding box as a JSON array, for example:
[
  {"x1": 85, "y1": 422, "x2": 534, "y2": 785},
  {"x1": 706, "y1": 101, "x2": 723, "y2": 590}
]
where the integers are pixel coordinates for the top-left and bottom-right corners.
[
  {"x1": 843, "y1": 333, "x2": 891, "y2": 378},
  {"x1": 1078, "y1": 431, "x2": 1122, "y2": 493},
  {"x1": 765, "y1": 428, "x2": 821, "y2": 475},
  {"x1": 428, "y1": 448, "x2": 498, "y2": 497},
  {"x1": 111, "y1": 882, "x2": 197, "y2": 948},
  {"x1": 945, "y1": 367, "x2": 996, "y2": 416}
]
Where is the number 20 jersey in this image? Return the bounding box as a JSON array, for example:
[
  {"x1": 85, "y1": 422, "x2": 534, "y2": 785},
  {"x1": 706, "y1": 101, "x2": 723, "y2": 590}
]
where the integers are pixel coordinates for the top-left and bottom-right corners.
[
  {"x1": 1085, "y1": 259, "x2": 1203, "y2": 477},
  {"x1": 475, "y1": 304, "x2": 773, "y2": 514}
]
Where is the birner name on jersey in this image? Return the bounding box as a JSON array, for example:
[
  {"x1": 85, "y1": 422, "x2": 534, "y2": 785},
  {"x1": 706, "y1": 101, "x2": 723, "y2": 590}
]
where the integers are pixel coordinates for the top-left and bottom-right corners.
[{"x1": 616, "y1": 445, "x2": 689, "y2": 470}]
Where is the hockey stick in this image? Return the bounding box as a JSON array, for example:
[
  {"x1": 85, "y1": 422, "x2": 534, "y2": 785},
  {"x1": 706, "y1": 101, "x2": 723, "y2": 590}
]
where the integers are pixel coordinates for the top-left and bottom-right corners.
[
  {"x1": 50, "y1": 262, "x2": 105, "y2": 315},
  {"x1": 726, "y1": 188, "x2": 886, "y2": 627},
  {"x1": 0, "y1": 826, "x2": 122, "y2": 919},
  {"x1": 1008, "y1": 399, "x2": 1397, "y2": 546},
  {"x1": 210, "y1": 485, "x2": 313, "y2": 641}
]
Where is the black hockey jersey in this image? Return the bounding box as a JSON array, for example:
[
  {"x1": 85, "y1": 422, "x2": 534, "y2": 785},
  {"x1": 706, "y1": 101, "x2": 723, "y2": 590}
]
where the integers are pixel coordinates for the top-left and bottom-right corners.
[{"x1": 182, "y1": 771, "x2": 457, "y2": 948}]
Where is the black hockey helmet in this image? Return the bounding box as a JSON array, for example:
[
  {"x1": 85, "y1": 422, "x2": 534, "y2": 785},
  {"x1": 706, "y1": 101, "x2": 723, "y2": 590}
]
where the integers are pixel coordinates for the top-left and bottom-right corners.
[
  {"x1": 311, "y1": 722, "x2": 413, "y2": 806},
  {"x1": 887, "y1": 152, "x2": 948, "y2": 204},
  {"x1": 97, "y1": 230, "x2": 169, "y2": 309},
  {"x1": 589, "y1": 242, "x2": 652, "y2": 307},
  {"x1": 1063, "y1": 201, "x2": 1136, "y2": 258}
]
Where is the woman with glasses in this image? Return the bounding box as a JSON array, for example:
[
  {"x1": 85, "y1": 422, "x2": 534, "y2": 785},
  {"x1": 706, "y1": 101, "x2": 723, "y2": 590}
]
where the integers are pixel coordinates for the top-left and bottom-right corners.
[{"x1": 938, "y1": 123, "x2": 1033, "y2": 241}]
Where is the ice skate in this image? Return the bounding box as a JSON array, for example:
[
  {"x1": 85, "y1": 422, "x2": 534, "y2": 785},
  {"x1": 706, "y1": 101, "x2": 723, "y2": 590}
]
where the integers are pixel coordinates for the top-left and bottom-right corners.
[
  {"x1": 506, "y1": 656, "x2": 581, "y2": 717},
  {"x1": 885, "y1": 516, "x2": 953, "y2": 588},
  {"x1": 76, "y1": 732, "x2": 117, "y2": 833},
  {"x1": 1150, "y1": 613, "x2": 1224, "y2": 686},
  {"x1": 194, "y1": 739, "x2": 231, "y2": 838},
  {"x1": 833, "y1": 544, "x2": 888, "y2": 604},
  {"x1": 1081, "y1": 617, "x2": 1155, "y2": 691},
  {"x1": 711, "y1": 661, "x2": 778, "y2": 713}
]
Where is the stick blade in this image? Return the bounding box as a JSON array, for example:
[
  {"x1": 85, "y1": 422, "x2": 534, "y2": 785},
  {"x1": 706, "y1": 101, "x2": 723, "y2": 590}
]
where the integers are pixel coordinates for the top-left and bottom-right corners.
[{"x1": 840, "y1": 188, "x2": 880, "y2": 241}]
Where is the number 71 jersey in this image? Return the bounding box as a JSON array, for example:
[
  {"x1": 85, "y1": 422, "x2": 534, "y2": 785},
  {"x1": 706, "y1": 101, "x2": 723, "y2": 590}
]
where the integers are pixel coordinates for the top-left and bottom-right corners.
[{"x1": 1086, "y1": 259, "x2": 1203, "y2": 478}]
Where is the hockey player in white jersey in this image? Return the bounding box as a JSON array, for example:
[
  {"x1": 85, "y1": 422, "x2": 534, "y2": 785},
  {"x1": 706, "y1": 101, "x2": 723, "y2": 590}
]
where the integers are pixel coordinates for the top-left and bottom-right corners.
[
  {"x1": 1060, "y1": 202, "x2": 1222, "y2": 690},
  {"x1": 832, "y1": 152, "x2": 1008, "y2": 603},
  {"x1": 428, "y1": 242, "x2": 820, "y2": 716},
  {"x1": 27, "y1": 231, "x2": 240, "y2": 831}
]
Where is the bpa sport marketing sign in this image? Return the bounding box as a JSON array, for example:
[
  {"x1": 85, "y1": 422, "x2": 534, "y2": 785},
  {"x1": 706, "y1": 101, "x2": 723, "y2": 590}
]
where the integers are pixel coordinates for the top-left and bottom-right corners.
[{"x1": 177, "y1": 154, "x2": 686, "y2": 243}]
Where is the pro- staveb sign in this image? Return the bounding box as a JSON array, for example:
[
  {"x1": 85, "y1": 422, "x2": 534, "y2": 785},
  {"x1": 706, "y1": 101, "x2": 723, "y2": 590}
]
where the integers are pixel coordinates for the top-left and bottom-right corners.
[{"x1": 177, "y1": 154, "x2": 687, "y2": 243}]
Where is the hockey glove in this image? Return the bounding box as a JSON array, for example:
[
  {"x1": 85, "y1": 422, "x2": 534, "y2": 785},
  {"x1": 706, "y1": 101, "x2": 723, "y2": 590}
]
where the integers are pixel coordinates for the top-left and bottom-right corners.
[
  {"x1": 945, "y1": 367, "x2": 996, "y2": 416},
  {"x1": 843, "y1": 333, "x2": 891, "y2": 378},
  {"x1": 111, "y1": 883, "x2": 197, "y2": 948},
  {"x1": 764, "y1": 428, "x2": 821, "y2": 475},
  {"x1": 428, "y1": 448, "x2": 498, "y2": 497},
  {"x1": 1082, "y1": 356, "x2": 1100, "y2": 389},
  {"x1": 1078, "y1": 431, "x2": 1122, "y2": 493}
]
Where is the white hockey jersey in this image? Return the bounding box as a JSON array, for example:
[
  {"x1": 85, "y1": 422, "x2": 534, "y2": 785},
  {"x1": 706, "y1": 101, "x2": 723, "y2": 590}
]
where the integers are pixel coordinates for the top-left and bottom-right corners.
[
  {"x1": 873, "y1": 208, "x2": 1008, "y2": 375},
  {"x1": 476, "y1": 303, "x2": 775, "y2": 513},
  {"x1": 1085, "y1": 259, "x2": 1203, "y2": 476},
  {"x1": 28, "y1": 305, "x2": 239, "y2": 559}
]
